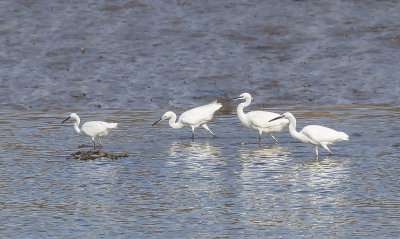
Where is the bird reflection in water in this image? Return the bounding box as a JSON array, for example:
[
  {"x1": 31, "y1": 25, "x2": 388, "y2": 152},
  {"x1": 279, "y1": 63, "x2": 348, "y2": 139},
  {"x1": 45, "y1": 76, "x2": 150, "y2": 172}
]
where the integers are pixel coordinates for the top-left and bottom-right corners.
[
  {"x1": 169, "y1": 141, "x2": 221, "y2": 159},
  {"x1": 238, "y1": 145, "x2": 291, "y2": 180},
  {"x1": 238, "y1": 145, "x2": 290, "y2": 160},
  {"x1": 168, "y1": 141, "x2": 224, "y2": 173}
]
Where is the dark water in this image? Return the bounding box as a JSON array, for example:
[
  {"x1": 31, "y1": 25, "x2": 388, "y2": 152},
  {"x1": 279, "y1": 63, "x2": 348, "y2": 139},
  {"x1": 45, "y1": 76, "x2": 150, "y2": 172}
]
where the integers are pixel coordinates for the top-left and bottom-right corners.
[{"x1": 1, "y1": 0, "x2": 400, "y2": 238}]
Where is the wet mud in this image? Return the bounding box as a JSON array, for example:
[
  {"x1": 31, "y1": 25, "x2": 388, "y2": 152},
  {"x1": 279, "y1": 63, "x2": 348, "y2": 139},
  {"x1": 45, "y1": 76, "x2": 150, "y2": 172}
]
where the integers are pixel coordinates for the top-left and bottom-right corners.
[
  {"x1": 67, "y1": 149, "x2": 130, "y2": 160},
  {"x1": 0, "y1": 1, "x2": 399, "y2": 111}
]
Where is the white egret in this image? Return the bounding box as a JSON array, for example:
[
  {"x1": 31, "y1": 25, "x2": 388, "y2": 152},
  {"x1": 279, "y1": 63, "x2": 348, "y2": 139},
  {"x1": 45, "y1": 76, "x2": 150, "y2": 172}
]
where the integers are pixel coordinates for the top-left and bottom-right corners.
[
  {"x1": 61, "y1": 113, "x2": 118, "y2": 149},
  {"x1": 152, "y1": 101, "x2": 222, "y2": 140},
  {"x1": 270, "y1": 112, "x2": 349, "y2": 158},
  {"x1": 228, "y1": 93, "x2": 289, "y2": 144}
]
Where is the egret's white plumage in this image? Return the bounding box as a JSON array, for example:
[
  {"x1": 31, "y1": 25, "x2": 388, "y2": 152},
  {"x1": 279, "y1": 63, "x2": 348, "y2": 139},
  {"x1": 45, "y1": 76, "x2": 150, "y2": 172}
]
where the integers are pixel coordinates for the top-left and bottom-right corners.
[
  {"x1": 270, "y1": 112, "x2": 349, "y2": 158},
  {"x1": 61, "y1": 113, "x2": 118, "y2": 149},
  {"x1": 229, "y1": 93, "x2": 289, "y2": 143},
  {"x1": 152, "y1": 101, "x2": 222, "y2": 139}
]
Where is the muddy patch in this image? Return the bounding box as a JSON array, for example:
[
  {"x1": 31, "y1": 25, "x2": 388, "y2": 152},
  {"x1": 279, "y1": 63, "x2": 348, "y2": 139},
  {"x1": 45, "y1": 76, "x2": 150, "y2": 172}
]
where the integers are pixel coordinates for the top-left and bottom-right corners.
[{"x1": 67, "y1": 149, "x2": 131, "y2": 160}]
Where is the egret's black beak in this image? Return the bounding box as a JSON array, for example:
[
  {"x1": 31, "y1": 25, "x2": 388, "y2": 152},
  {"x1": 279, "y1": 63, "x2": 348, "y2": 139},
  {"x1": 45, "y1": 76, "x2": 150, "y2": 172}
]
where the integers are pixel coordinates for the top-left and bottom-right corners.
[
  {"x1": 269, "y1": 116, "x2": 283, "y2": 122},
  {"x1": 227, "y1": 97, "x2": 240, "y2": 101},
  {"x1": 61, "y1": 116, "x2": 71, "y2": 124},
  {"x1": 152, "y1": 118, "x2": 162, "y2": 126}
]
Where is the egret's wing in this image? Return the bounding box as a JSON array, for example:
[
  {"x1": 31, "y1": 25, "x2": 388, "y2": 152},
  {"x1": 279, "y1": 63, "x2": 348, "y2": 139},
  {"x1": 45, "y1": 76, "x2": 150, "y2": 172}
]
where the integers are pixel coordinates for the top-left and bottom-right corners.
[
  {"x1": 247, "y1": 111, "x2": 287, "y2": 128},
  {"x1": 82, "y1": 121, "x2": 117, "y2": 136},
  {"x1": 300, "y1": 125, "x2": 345, "y2": 143},
  {"x1": 180, "y1": 101, "x2": 222, "y2": 125}
]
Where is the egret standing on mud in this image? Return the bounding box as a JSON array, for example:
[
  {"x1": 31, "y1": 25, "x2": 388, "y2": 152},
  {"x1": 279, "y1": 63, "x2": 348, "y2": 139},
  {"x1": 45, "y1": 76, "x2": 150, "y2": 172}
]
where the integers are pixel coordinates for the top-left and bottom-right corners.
[
  {"x1": 152, "y1": 101, "x2": 222, "y2": 140},
  {"x1": 270, "y1": 112, "x2": 349, "y2": 158},
  {"x1": 229, "y1": 93, "x2": 289, "y2": 144},
  {"x1": 61, "y1": 113, "x2": 118, "y2": 149}
]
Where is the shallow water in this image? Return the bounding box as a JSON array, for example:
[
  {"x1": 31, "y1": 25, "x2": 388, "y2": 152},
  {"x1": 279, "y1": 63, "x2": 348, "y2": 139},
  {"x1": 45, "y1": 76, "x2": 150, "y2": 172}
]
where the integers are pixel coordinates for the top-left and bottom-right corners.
[
  {"x1": 1, "y1": 105, "x2": 399, "y2": 238},
  {"x1": 1, "y1": 0, "x2": 400, "y2": 238}
]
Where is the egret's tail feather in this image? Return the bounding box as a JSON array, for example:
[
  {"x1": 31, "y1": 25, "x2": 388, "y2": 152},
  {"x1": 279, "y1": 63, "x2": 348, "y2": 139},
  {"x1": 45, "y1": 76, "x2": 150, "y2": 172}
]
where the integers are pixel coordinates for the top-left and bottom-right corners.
[
  {"x1": 339, "y1": 132, "x2": 349, "y2": 141},
  {"x1": 209, "y1": 100, "x2": 223, "y2": 111},
  {"x1": 108, "y1": 123, "x2": 118, "y2": 129}
]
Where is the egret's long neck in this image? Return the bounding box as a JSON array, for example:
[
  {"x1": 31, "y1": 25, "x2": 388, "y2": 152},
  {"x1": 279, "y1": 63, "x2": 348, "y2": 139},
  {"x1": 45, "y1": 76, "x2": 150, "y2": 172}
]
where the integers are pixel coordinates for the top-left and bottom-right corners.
[
  {"x1": 287, "y1": 116, "x2": 308, "y2": 142},
  {"x1": 237, "y1": 99, "x2": 251, "y2": 127},
  {"x1": 168, "y1": 113, "x2": 183, "y2": 129},
  {"x1": 73, "y1": 117, "x2": 82, "y2": 135}
]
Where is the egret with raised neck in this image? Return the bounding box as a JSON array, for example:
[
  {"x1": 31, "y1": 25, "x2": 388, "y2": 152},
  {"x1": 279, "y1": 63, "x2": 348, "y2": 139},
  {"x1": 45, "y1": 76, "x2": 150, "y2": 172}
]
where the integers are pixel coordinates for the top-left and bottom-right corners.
[{"x1": 229, "y1": 92, "x2": 289, "y2": 144}]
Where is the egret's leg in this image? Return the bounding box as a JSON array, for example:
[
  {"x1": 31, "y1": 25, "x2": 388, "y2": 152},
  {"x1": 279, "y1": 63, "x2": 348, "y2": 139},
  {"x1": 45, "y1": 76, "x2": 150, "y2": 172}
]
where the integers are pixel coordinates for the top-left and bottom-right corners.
[
  {"x1": 191, "y1": 126, "x2": 195, "y2": 140},
  {"x1": 321, "y1": 144, "x2": 333, "y2": 155},
  {"x1": 315, "y1": 146, "x2": 319, "y2": 158},
  {"x1": 92, "y1": 137, "x2": 96, "y2": 149},
  {"x1": 270, "y1": 134, "x2": 279, "y2": 143},
  {"x1": 258, "y1": 131, "x2": 262, "y2": 144},
  {"x1": 202, "y1": 124, "x2": 216, "y2": 137},
  {"x1": 98, "y1": 138, "x2": 103, "y2": 147}
]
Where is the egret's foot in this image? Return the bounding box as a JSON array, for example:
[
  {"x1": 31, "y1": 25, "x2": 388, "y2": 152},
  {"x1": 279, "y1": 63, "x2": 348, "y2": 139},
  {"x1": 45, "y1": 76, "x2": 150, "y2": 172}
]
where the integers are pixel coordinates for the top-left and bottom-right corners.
[{"x1": 270, "y1": 135, "x2": 279, "y2": 143}]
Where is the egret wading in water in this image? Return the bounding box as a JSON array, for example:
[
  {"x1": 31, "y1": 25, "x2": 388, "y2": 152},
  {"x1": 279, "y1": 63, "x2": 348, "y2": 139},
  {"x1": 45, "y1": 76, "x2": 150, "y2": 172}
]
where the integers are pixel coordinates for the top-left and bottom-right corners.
[
  {"x1": 270, "y1": 112, "x2": 349, "y2": 158},
  {"x1": 152, "y1": 101, "x2": 222, "y2": 140},
  {"x1": 61, "y1": 113, "x2": 118, "y2": 149},
  {"x1": 228, "y1": 93, "x2": 289, "y2": 144}
]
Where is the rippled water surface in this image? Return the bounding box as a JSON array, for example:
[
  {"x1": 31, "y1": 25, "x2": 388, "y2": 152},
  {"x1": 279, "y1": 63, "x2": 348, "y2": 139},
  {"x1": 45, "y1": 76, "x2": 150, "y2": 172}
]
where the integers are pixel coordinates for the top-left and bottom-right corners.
[{"x1": 1, "y1": 0, "x2": 400, "y2": 238}]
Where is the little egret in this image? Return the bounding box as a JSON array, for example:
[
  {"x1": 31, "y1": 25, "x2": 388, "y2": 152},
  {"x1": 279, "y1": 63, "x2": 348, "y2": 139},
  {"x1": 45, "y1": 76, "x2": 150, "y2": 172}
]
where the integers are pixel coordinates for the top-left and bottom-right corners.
[
  {"x1": 61, "y1": 113, "x2": 118, "y2": 149},
  {"x1": 270, "y1": 112, "x2": 349, "y2": 158},
  {"x1": 228, "y1": 93, "x2": 289, "y2": 144},
  {"x1": 152, "y1": 101, "x2": 222, "y2": 140}
]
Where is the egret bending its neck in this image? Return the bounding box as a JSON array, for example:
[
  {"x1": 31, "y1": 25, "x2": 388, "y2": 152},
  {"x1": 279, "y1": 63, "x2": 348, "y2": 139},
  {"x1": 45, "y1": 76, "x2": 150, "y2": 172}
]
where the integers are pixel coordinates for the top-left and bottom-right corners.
[
  {"x1": 277, "y1": 113, "x2": 311, "y2": 143},
  {"x1": 168, "y1": 112, "x2": 183, "y2": 129},
  {"x1": 69, "y1": 114, "x2": 83, "y2": 135},
  {"x1": 74, "y1": 121, "x2": 82, "y2": 135},
  {"x1": 286, "y1": 114, "x2": 302, "y2": 140},
  {"x1": 155, "y1": 111, "x2": 183, "y2": 129}
]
